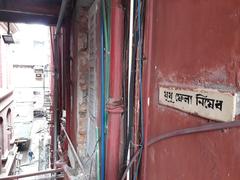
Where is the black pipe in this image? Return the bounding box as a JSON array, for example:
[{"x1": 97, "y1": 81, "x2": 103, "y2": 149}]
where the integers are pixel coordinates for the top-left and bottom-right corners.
[{"x1": 55, "y1": 0, "x2": 70, "y2": 37}]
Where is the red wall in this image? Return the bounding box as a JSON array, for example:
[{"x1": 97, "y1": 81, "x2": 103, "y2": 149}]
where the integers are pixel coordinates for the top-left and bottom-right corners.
[{"x1": 142, "y1": 0, "x2": 240, "y2": 180}]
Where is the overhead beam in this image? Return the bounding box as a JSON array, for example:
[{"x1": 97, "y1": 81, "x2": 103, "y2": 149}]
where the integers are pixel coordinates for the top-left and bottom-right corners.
[
  {"x1": 0, "y1": 0, "x2": 61, "y2": 24},
  {"x1": 0, "y1": 11, "x2": 58, "y2": 25},
  {"x1": 0, "y1": 0, "x2": 60, "y2": 16}
]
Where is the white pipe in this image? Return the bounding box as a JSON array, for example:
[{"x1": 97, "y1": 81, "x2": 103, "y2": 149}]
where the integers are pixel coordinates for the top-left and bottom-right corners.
[{"x1": 127, "y1": 0, "x2": 135, "y2": 179}]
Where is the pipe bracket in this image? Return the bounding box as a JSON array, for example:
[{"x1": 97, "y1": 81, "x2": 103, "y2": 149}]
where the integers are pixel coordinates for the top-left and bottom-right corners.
[{"x1": 107, "y1": 97, "x2": 124, "y2": 113}]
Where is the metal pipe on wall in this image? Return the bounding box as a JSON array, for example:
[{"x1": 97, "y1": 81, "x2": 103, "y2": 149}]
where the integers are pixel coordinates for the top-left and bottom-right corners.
[
  {"x1": 53, "y1": 0, "x2": 69, "y2": 164},
  {"x1": 55, "y1": 0, "x2": 70, "y2": 36},
  {"x1": 49, "y1": 26, "x2": 56, "y2": 168},
  {"x1": 126, "y1": 0, "x2": 135, "y2": 179},
  {"x1": 53, "y1": 34, "x2": 59, "y2": 165},
  {"x1": 63, "y1": 21, "x2": 71, "y2": 156},
  {"x1": 100, "y1": 10, "x2": 106, "y2": 180},
  {"x1": 106, "y1": 0, "x2": 124, "y2": 179}
]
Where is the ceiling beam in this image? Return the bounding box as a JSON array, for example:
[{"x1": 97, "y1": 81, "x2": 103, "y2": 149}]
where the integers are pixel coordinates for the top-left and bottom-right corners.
[
  {"x1": 0, "y1": 11, "x2": 58, "y2": 25},
  {"x1": 0, "y1": 0, "x2": 61, "y2": 24}
]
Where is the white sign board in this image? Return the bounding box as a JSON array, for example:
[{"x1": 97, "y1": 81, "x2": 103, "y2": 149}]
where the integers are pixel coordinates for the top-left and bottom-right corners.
[{"x1": 159, "y1": 87, "x2": 237, "y2": 122}]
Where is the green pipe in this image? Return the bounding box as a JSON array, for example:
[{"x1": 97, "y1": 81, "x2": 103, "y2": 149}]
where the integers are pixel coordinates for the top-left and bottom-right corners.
[
  {"x1": 102, "y1": 0, "x2": 110, "y2": 129},
  {"x1": 107, "y1": 0, "x2": 111, "y2": 40}
]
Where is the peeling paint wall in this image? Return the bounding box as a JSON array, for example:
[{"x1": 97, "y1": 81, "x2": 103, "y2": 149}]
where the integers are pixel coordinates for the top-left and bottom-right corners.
[{"x1": 142, "y1": 0, "x2": 240, "y2": 180}]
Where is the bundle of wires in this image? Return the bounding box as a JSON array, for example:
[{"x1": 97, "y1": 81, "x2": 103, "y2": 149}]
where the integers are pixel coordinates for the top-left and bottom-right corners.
[
  {"x1": 133, "y1": 0, "x2": 145, "y2": 179},
  {"x1": 121, "y1": 0, "x2": 146, "y2": 179},
  {"x1": 99, "y1": 0, "x2": 111, "y2": 180}
]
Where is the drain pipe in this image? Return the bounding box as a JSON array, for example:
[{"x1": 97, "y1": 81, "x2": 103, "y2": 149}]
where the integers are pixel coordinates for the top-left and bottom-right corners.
[{"x1": 106, "y1": 0, "x2": 124, "y2": 179}]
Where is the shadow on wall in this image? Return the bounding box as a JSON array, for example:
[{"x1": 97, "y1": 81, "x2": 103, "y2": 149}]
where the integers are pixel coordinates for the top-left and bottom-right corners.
[
  {"x1": 6, "y1": 109, "x2": 12, "y2": 149},
  {"x1": 0, "y1": 117, "x2": 3, "y2": 154}
]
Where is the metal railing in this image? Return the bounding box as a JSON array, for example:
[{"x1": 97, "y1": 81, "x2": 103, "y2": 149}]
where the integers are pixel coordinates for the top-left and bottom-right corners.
[
  {"x1": 60, "y1": 122, "x2": 87, "y2": 179},
  {"x1": 0, "y1": 168, "x2": 63, "y2": 180}
]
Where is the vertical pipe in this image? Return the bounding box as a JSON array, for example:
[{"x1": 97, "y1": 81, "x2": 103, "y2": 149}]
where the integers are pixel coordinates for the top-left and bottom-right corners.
[
  {"x1": 106, "y1": 0, "x2": 124, "y2": 179},
  {"x1": 141, "y1": 0, "x2": 154, "y2": 179},
  {"x1": 102, "y1": 0, "x2": 110, "y2": 129},
  {"x1": 49, "y1": 27, "x2": 55, "y2": 168},
  {"x1": 127, "y1": 0, "x2": 135, "y2": 122},
  {"x1": 55, "y1": 0, "x2": 70, "y2": 36},
  {"x1": 63, "y1": 22, "x2": 71, "y2": 155},
  {"x1": 53, "y1": 37, "x2": 59, "y2": 164},
  {"x1": 100, "y1": 14, "x2": 106, "y2": 180},
  {"x1": 59, "y1": 32, "x2": 63, "y2": 113},
  {"x1": 53, "y1": 0, "x2": 69, "y2": 165},
  {"x1": 127, "y1": 0, "x2": 135, "y2": 179},
  {"x1": 133, "y1": 0, "x2": 144, "y2": 179}
]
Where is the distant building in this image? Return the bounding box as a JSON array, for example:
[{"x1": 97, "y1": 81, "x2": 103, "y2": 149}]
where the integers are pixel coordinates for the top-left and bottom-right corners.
[{"x1": 0, "y1": 22, "x2": 18, "y2": 176}]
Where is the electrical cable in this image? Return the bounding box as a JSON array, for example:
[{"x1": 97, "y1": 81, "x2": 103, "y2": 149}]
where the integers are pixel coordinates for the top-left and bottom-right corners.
[
  {"x1": 122, "y1": 1, "x2": 132, "y2": 173},
  {"x1": 84, "y1": 137, "x2": 101, "y2": 165},
  {"x1": 100, "y1": 10, "x2": 106, "y2": 180},
  {"x1": 122, "y1": 0, "x2": 146, "y2": 179},
  {"x1": 121, "y1": 148, "x2": 141, "y2": 180},
  {"x1": 147, "y1": 120, "x2": 240, "y2": 147},
  {"x1": 133, "y1": 0, "x2": 144, "y2": 179},
  {"x1": 101, "y1": 0, "x2": 110, "y2": 128}
]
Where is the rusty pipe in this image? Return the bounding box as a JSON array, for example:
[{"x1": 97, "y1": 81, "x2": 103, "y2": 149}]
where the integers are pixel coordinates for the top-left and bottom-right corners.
[
  {"x1": 0, "y1": 168, "x2": 63, "y2": 180},
  {"x1": 106, "y1": 1, "x2": 124, "y2": 180}
]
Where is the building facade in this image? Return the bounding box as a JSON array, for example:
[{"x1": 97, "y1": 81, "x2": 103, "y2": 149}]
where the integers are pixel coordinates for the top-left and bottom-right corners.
[{"x1": 0, "y1": 22, "x2": 17, "y2": 176}]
